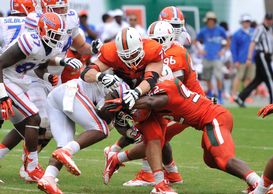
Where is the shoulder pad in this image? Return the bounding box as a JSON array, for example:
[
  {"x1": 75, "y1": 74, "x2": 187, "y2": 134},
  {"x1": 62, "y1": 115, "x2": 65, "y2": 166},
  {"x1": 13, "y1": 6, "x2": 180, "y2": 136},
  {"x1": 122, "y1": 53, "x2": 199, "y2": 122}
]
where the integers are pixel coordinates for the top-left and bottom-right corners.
[{"x1": 17, "y1": 32, "x2": 42, "y2": 56}]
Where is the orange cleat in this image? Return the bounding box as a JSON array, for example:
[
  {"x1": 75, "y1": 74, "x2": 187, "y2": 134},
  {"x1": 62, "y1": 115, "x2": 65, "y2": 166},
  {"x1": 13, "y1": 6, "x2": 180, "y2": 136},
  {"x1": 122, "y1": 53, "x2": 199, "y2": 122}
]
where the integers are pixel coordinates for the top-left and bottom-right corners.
[
  {"x1": 52, "y1": 148, "x2": 81, "y2": 176},
  {"x1": 26, "y1": 164, "x2": 45, "y2": 183},
  {"x1": 123, "y1": 170, "x2": 155, "y2": 187},
  {"x1": 38, "y1": 176, "x2": 63, "y2": 194},
  {"x1": 103, "y1": 152, "x2": 122, "y2": 185},
  {"x1": 164, "y1": 170, "x2": 183, "y2": 184},
  {"x1": 150, "y1": 180, "x2": 178, "y2": 194}
]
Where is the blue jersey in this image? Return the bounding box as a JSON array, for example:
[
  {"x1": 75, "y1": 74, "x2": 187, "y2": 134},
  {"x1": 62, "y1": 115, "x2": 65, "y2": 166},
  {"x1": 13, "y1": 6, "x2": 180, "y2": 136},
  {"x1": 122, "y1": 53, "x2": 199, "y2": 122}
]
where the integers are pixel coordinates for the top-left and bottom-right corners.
[
  {"x1": 197, "y1": 26, "x2": 227, "y2": 60},
  {"x1": 231, "y1": 28, "x2": 255, "y2": 64}
]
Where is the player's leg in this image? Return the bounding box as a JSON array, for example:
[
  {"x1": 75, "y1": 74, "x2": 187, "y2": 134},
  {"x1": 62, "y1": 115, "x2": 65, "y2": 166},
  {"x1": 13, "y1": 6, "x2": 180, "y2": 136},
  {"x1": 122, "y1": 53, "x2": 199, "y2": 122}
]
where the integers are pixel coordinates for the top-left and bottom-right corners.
[
  {"x1": 251, "y1": 156, "x2": 273, "y2": 194},
  {"x1": 202, "y1": 59, "x2": 214, "y2": 97},
  {"x1": 202, "y1": 110, "x2": 260, "y2": 191},
  {"x1": 5, "y1": 82, "x2": 42, "y2": 181},
  {"x1": 214, "y1": 60, "x2": 224, "y2": 104},
  {"x1": 51, "y1": 89, "x2": 109, "y2": 176},
  {"x1": 38, "y1": 91, "x2": 74, "y2": 194}
]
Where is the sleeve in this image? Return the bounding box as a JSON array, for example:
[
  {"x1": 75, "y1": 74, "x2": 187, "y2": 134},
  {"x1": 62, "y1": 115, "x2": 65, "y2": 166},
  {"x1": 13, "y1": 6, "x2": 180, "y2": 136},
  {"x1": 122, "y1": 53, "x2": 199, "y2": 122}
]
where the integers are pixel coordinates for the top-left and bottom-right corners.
[
  {"x1": 17, "y1": 32, "x2": 41, "y2": 56},
  {"x1": 230, "y1": 32, "x2": 238, "y2": 62},
  {"x1": 149, "y1": 42, "x2": 164, "y2": 62},
  {"x1": 196, "y1": 29, "x2": 204, "y2": 42},
  {"x1": 25, "y1": 13, "x2": 39, "y2": 31},
  {"x1": 252, "y1": 27, "x2": 262, "y2": 43},
  {"x1": 68, "y1": 10, "x2": 80, "y2": 38},
  {"x1": 97, "y1": 43, "x2": 114, "y2": 67}
]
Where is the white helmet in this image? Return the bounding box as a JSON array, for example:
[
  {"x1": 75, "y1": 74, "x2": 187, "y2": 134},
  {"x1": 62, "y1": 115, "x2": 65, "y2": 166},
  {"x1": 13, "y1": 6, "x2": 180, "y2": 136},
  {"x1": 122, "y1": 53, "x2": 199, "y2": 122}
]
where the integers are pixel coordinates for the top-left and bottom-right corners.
[
  {"x1": 115, "y1": 27, "x2": 145, "y2": 69},
  {"x1": 147, "y1": 21, "x2": 175, "y2": 51}
]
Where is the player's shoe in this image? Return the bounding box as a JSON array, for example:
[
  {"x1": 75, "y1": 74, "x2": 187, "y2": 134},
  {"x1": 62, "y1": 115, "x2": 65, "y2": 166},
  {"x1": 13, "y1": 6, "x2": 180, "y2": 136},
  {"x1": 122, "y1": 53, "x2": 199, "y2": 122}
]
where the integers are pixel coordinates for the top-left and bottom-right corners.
[
  {"x1": 103, "y1": 152, "x2": 122, "y2": 185},
  {"x1": 234, "y1": 97, "x2": 246, "y2": 108},
  {"x1": 52, "y1": 148, "x2": 81, "y2": 176},
  {"x1": 242, "y1": 182, "x2": 259, "y2": 193},
  {"x1": 38, "y1": 176, "x2": 63, "y2": 194},
  {"x1": 150, "y1": 180, "x2": 178, "y2": 194},
  {"x1": 123, "y1": 170, "x2": 155, "y2": 187},
  {"x1": 26, "y1": 164, "x2": 45, "y2": 182},
  {"x1": 164, "y1": 170, "x2": 183, "y2": 184}
]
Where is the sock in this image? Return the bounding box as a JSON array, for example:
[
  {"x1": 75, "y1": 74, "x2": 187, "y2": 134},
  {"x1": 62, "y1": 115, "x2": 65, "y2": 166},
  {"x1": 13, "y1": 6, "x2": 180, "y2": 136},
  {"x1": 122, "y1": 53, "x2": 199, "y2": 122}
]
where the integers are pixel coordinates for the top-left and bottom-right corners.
[
  {"x1": 26, "y1": 151, "x2": 38, "y2": 172},
  {"x1": 142, "y1": 159, "x2": 152, "y2": 172},
  {"x1": 253, "y1": 177, "x2": 270, "y2": 194},
  {"x1": 207, "y1": 90, "x2": 213, "y2": 98},
  {"x1": 262, "y1": 175, "x2": 273, "y2": 187},
  {"x1": 0, "y1": 144, "x2": 10, "y2": 159},
  {"x1": 63, "y1": 141, "x2": 80, "y2": 155},
  {"x1": 164, "y1": 160, "x2": 178, "y2": 173},
  {"x1": 110, "y1": 143, "x2": 122, "y2": 152},
  {"x1": 44, "y1": 165, "x2": 59, "y2": 178},
  {"x1": 153, "y1": 170, "x2": 164, "y2": 185},
  {"x1": 245, "y1": 171, "x2": 260, "y2": 187},
  {"x1": 117, "y1": 150, "x2": 130, "y2": 163}
]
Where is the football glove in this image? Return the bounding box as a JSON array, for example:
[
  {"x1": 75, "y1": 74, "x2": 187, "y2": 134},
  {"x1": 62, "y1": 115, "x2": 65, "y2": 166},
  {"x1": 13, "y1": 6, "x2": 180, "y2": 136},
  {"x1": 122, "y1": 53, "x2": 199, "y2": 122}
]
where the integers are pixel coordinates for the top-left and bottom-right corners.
[
  {"x1": 0, "y1": 83, "x2": 14, "y2": 120},
  {"x1": 91, "y1": 39, "x2": 102, "y2": 55},
  {"x1": 96, "y1": 73, "x2": 121, "y2": 92},
  {"x1": 123, "y1": 89, "x2": 141, "y2": 110},
  {"x1": 43, "y1": 73, "x2": 58, "y2": 86},
  {"x1": 60, "y1": 58, "x2": 83, "y2": 69},
  {"x1": 258, "y1": 104, "x2": 273, "y2": 118}
]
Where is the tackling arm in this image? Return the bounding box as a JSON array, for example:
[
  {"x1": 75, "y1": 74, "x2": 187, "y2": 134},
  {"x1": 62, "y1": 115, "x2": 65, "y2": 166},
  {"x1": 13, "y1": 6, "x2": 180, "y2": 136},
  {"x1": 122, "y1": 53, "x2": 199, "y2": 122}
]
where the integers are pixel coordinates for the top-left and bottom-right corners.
[
  {"x1": 71, "y1": 33, "x2": 92, "y2": 56},
  {"x1": 134, "y1": 95, "x2": 168, "y2": 110},
  {"x1": 81, "y1": 59, "x2": 110, "y2": 82}
]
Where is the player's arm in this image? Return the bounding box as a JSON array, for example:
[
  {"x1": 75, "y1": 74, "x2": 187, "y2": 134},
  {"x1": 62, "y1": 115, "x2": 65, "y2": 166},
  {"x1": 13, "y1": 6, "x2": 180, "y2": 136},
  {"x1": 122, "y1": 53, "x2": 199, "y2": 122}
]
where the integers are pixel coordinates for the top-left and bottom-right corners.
[
  {"x1": 34, "y1": 63, "x2": 58, "y2": 86},
  {"x1": 137, "y1": 61, "x2": 163, "y2": 95},
  {"x1": 134, "y1": 95, "x2": 168, "y2": 110},
  {"x1": 0, "y1": 43, "x2": 26, "y2": 119},
  {"x1": 81, "y1": 59, "x2": 110, "y2": 82},
  {"x1": 71, "y1": 33, "x2": 93, "y2": 56}
]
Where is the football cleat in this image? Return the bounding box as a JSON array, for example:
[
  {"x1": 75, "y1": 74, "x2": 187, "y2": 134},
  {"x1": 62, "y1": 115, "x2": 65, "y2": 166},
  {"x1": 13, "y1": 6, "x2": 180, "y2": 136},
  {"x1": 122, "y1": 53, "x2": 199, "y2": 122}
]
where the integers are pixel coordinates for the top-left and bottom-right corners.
[
  {"x1": 38, "y1": 176, "x2": 63, "y2": 194},
  {"x1": 123, "y1": 170, "x2": 155, "y2": 187},
  {"x1": 150, "y1": 180, "x2": 178, "y2": 194},
  {"x1": 103, "y1": 152, "x2": 122, "y2": 185},
  {"x1": 242, "y1": 182, "x2": 259, "y2": 193},
  {"x1": 164, "y1": 171, "x2": 183, "y2": 184},
  {"x1": 52, "y1": 148, "x2": 81, "y2": 176},
  {"x1": 26, "y1": 164, "x2": 45, "y2": 182}
]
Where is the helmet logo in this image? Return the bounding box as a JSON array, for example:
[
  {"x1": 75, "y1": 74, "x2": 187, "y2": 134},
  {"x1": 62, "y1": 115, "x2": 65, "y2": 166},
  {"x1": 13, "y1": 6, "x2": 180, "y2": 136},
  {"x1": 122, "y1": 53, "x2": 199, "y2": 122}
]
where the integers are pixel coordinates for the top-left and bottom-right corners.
[{"x1": 43, "y1": 16, "x2": 57, "y2": 28}]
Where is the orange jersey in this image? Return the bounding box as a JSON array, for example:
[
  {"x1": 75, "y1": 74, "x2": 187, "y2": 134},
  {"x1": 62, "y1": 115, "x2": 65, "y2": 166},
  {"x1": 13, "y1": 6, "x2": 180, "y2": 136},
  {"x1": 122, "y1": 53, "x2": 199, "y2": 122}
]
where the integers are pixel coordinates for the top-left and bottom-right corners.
[
  {"x1": 61, "y1": 49, "x2": 91, "y2": 83},
  {"x1": 98, "y1": 39, "x2": 163, "y2": 87},
  {"x1": 164, "y1": 43, "x2": 205, "y2": 95},
  {"x1": 151, "y1": 79, "x2": 225, "y2": 130}
]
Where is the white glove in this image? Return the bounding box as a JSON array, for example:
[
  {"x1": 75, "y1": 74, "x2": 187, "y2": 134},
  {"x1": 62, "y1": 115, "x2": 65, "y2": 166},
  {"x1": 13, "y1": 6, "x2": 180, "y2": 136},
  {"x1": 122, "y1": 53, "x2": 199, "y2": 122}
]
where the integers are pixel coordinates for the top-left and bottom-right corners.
[
  {"x1": 96, "y1": 73, "x2": 121, "y2": 92},
  {"x1": 123, "y1": 89, "x2": 141, "y2": 109},
  {"x1": 60, "y1": 58, "x2": 83, "y2": 69}
]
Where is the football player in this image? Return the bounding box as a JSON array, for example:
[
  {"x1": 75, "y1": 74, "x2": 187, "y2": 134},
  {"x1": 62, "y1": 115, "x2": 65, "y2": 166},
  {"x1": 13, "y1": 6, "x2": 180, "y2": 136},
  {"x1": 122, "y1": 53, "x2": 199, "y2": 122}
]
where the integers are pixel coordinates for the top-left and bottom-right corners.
[
  {"x1": 249, "y1": 104, "x2": 273, "y2": 194},
  {"x1": 0, "y1": 12, "x2": 70, "y2": 182},
  {"x1": 104, "y1": 79, "x2": 261, "y2": 193},
  {"x1": 37, "y1": 78, "x2": 108, "y2": 194},
  {"x1": 105, "y1": 21, "x2": 204, "y2": 186},
  {"x1": 159, "y1": 6, "x2": 191, "y2": 46}
]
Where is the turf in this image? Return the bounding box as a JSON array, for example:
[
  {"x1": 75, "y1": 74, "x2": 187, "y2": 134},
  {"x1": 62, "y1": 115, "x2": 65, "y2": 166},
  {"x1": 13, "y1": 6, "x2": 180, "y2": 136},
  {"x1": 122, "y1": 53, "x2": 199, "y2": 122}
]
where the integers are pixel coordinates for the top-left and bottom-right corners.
[{"x1": 0, "y1": 107, "x2": 273, "y2": 194}]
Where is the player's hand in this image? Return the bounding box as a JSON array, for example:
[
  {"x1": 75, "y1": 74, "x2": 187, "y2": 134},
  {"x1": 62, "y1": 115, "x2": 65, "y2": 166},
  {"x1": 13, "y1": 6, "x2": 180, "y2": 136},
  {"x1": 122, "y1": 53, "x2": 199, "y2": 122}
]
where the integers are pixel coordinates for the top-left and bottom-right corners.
[
  {"x1": 0, "y1": 83, "x2": 14, "y2": 120},
  {"x1": 104, "y1": 98, "x2": 123, "y2": 112},
  {"x1": 0, "y1": 97, "x2": 14, "y2": 120},
  {"x1": 96, "y1": 73, "x2": 121, "y2": 92},
  {"x1": 126, "y1": 126, "x2": 143, "y2": 144},
  {"x1": 60, "y1": 58, "x2": 83, "y2": 69},
  {"x1": 48, "y1": 74, "x2": 59, "y2": 86},
  {"x1": 123, "y1": 89, "x2": 141, "y2": 110},
  {"x1": 258, "y1": 104, "x2": 273, "y2": 118},
  {"x1": 91, "y1": 39, "x2": 102, "y2": 55}
]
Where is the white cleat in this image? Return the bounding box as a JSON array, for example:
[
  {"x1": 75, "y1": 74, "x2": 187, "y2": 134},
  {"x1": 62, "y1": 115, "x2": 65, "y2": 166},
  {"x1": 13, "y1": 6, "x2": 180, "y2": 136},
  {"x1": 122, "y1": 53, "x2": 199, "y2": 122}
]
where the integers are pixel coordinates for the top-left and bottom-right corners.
[{"x1": 123, "y1": 170, "x2": 155, "y2": 187}]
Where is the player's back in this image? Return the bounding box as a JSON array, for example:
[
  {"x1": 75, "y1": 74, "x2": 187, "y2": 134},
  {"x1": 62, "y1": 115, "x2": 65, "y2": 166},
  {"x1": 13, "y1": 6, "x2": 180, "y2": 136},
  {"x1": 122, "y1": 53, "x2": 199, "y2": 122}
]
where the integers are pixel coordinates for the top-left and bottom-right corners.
[
  {"x1": 165, "y1": 43, "x2": 204, "y2": 95},
  {"x1": 0, "y1": 16, "x2": 26, "y2": 52},
  {"x1": 155, "y1": 79, "x2": 225, "y2": 129}
]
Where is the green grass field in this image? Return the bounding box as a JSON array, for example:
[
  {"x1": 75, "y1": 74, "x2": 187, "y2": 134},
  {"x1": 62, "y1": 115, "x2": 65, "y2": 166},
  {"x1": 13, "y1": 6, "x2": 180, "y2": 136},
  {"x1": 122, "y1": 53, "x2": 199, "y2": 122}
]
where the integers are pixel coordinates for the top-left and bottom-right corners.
[{"x1": 0, "y1": 107, "x2": 273, "y2": 194}]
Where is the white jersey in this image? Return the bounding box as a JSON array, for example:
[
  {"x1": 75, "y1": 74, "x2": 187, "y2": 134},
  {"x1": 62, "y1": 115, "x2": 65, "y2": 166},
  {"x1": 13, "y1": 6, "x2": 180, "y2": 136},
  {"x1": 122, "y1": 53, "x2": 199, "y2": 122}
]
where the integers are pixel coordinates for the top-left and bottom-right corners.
[
  {"x1": 0, "y1": 16, "x2": 26, "y2": 53},
  {"x1": 176, "y1": 27, "x2": 192, "y2": 46},
  {"x1": 3, "y1": 31, "x2": 63, "y2": 89}
]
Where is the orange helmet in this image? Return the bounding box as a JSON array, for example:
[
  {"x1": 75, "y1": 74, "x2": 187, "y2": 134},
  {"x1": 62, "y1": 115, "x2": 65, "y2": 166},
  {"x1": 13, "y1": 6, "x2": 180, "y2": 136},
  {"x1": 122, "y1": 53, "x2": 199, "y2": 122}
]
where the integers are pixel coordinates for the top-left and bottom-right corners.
[
  {"x1": 38, "y1": 12, "x2": 66, "y2": 48},
  {"x1": 41, "y1": 0, "x2": 68, "y2": 17},
  {"x1": 10, "y1": 0, "x2": 36, "y2": 15},
  {"x1": 159, "y1": 6, "x2": 185, "y2": 39}
]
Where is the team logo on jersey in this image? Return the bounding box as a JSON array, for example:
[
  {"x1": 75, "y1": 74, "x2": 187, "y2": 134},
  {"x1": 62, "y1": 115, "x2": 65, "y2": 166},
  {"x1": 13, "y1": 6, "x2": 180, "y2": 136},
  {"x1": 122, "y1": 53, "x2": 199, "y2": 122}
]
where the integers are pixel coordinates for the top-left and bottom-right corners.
[{"x1": 67, "y1": 29, "x2": 72, "y2": 35}]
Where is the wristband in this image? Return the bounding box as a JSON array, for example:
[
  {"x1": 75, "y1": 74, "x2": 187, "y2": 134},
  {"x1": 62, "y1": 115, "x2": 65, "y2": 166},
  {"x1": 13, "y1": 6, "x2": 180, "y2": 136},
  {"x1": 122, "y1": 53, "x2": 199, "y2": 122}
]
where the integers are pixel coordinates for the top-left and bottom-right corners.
[
  {"x1": 43, "y1": 73, "x2": 50, "y2": 82},
  {"x1": 55, "y1": 57, "x2": 62, "y2": 66},
  {"x1": 135, "y1": 87, "x2": 143, "y2": 97},
  {"x1": 96, "y1": 72, "x2": 105, "y2": 82},
  {"x1": 0, "y1": 83, "x2": 8, "y2": 99}
]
